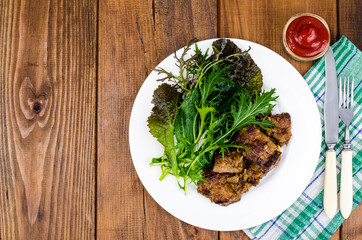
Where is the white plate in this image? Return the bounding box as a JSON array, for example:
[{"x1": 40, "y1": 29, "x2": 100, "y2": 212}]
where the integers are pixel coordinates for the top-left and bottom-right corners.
[{"x1": 129, "y1": 39, "x2": 321, "y2": 231}]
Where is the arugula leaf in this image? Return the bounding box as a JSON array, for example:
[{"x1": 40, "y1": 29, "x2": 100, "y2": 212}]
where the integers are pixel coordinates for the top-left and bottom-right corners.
[
  {"x1": 213, "y1": 88, "x2": 277, "y2": 146},
  {"x1": 174, "y1": 88, "x2": 200, "y2": 147},
  {"x1": 179, "y1": 88, "x2": 277, "y2": 188},
  {"x1": 147, "y1": 83, "x2": 180, "y2": 178}
]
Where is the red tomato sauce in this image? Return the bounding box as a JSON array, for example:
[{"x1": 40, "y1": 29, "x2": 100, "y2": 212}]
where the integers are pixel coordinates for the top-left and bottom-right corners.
[{"x1": 286, "y1": 16, "x2": 330, "y2": 58}]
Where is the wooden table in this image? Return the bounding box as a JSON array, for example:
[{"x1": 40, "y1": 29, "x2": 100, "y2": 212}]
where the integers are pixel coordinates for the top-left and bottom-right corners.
[{"x1": 0, "y1": 0, "x2": 360, "y2": 239}]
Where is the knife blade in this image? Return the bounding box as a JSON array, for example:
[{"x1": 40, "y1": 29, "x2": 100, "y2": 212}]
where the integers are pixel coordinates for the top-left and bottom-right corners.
[
  {"x1": 323, "y1": 47, "x2": 339, "y2": 219},
  {"x1": 324, "y1": 47, "x2": 339, "y2": 145}
]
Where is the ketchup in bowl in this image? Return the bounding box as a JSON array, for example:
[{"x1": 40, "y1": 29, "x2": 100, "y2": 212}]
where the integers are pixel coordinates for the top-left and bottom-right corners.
[{"x1": 283, "y1": 13, "x2": 330, "y2": 61}]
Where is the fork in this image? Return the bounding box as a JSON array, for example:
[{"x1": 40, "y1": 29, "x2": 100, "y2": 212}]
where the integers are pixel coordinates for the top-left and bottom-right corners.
[{"x1": 338, "y1": 77, "x2": 355, "y2": 218}]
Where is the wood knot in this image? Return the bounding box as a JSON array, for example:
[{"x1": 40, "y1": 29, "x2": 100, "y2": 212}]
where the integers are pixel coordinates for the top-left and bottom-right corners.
[
  {"x1": 33, "y1": 102, "x2": 42, "y2": 114},
  {"x1": 17, "y1": 77, "x2": 52, "y2": 138},
  {"x1": 27, "y1": 94, "x2": 47, "y2": 117}
]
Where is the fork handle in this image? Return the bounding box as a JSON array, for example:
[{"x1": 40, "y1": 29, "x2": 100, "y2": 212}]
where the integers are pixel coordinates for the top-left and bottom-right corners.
[
  {"x1": 340, "y1": 149, "x2": 353, "y2": 218},
  {"x1": 324, "y1": 150, "x2": 338, "y2": 219}
]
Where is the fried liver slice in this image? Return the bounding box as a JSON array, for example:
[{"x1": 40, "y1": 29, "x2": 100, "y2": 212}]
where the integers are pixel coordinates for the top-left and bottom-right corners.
[
  {"x1": 197, "y1": 113, "x2": 290, "y2": 206},
  {"x1": 234, "y1": 125, "x2": 278, "y2": 167},
  {"x1": 264, "y1": 113, "x2": 292, "y2": 146},
  {"x1": 197, "y1": 169, "x2": 246, "y2": 206},
  {"x1": 197, "y1": 153, "x2": 282, "y2": 206},
  {"x1": 243, "y1": 151, "x2": 281, "y2": 183},
  {"x1": 213, "y1": 150, "x2": 244, "y2": 173},
  {"x1": 198, "y1": 151, "x2": 282, "y2": 206}
]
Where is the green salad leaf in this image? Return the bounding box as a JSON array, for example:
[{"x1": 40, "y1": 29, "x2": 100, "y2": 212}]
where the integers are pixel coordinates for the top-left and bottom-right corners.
[
  {"x1": 211, "y1": 39, "x2": 263, "y2": 95},
  {"x1": 148, "y1": 39, "x2": 278, "y2": 193},
  {"x1": 174, "y1": 89, "x2": 199, "y2": 148},
  {"x1": 147, "y1": 83, "x2": 181, "y2": 178}
]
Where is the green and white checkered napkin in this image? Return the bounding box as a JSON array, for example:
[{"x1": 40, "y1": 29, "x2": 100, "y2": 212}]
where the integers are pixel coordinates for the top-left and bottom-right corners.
[{"x1": 244, "y1": 36, "x2": 362, "y2": 240}]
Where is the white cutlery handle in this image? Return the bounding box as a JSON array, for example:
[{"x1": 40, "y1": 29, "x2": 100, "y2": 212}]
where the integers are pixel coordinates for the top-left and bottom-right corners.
[
  {"x1": 324, "y1": 150, "x2": 337, "y2": 219},
  {"x1": 340, "y1": 150, "x2": 353, "y2": 218}
]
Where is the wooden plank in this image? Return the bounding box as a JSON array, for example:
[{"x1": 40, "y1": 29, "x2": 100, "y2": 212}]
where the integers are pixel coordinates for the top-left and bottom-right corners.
[
  {"x1": 220, "y1": 231, "x2": 249, "y2": 240},
  {"x1": 218, "y1": 0, "x2": 338, "y2": 239},
  {"x1": 153, "y1": 0, "x2": 218, "y2": 57},
  {"x1": 97, "y1": 0, "x2": 149, "y2": 238},
  {"x1": 145, "y1": 0, "x2": 218, "y2": 239},
  {"x1": 0, "y1": 0, "x2": 96, "y2": 239},
  {"x1": 98, "y1": 0, "x2": 217, "y2": 239},
  {"x1": 338, "y1": 0, "x2": 362, "y2": 49},
  {"x1": 219, "y1": 0, "x2": 338, "y2": 75},
  {"x1": 331, "y1": 228, "x2": 341, "y2": 240}
]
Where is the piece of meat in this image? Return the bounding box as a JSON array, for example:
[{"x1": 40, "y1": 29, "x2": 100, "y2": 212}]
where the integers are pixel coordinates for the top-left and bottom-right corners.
[
  {"x1": 234, "y1": 125, "x2": 278, "y2": 167},
  {"x1": 197, "y1": 154, "x2": 282, "y2": 206},
  {"x1": 197, "y1": 152, "x2": 282, "y2": 206},
  {"x1": 264, "y1": 113, "x2": 292, "y2": 146},
  {"x1": 213, "y1": 150, "x2": 244, "y2": 173},
  {"x1": 243, "y1": 160, "x2": 265, "y2": 185},
  {"x1": 243, "y1": 151, "x2": 281, "y2": 184},
  {"x1": 197, "y1": 169, "x2": 247, "y2": 206},
  {"x1": 197, "y1": 113, "x2": 290, "y2": 206}
]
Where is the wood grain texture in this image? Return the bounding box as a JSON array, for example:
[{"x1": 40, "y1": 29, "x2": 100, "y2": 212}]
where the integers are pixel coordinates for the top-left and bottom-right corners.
[
  {"x1": 220, "y1": 231, "x2": 249, "y2": 240},
  {"x1": 331, "y1": 228, "x2": 340, "y2": 240},
  {"x1": 340, "y1": 204, "x2": 362, "y2": 240},
  {"x1": 97, "y1": 1, "x2": 217, "y2": 239},
  {"x1": 145, "y1": 0, "x2": 218, "y2": 239},
  {"x1": 219, "y1": 0, "x2": 338, "y2": 75},
  {"x1": 0, "y1": 0, "x2": 96, "y2": 239},
  {"x1": 153, "y1": 0, "x2": 217, "y2": 58},
  {"x1": 97, "y1": 0, "x2": 151, "y2": 238},
  {"x1": 338, "y1": 0, "x2": 362, "y2": 49},
  {"x1": 98, "y1": 0, "x2": 218, "y2": 239}
]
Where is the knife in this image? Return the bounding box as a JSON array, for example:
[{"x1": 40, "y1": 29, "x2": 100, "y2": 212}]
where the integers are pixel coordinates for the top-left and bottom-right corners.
[{"x1": 323, "y1": 47, "x2": 339, "y2": 219}]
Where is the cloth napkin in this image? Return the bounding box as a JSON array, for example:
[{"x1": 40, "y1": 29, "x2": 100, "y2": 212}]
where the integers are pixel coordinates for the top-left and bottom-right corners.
[{"x1": 244, "y1": 36, "x2": 362, "y2": 240}]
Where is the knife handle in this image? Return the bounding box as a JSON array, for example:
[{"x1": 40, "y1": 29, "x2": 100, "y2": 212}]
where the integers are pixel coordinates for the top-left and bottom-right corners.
[
  {"x1": 324, "y1": 150, "x2": 337, "y2": 219},
  {"x1": 340, "y1": 149, "x2": 353, "y2": 218}
]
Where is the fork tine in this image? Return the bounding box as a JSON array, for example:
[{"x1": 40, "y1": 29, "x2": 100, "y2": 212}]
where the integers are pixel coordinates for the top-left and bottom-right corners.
[
  {"x1": 340, "y1": 77, "x2": 344, "y2": 108},
  {"x1": 342, "y1": 77, "x2": 344, "y2": 108},
  {"x1": 351, "y1": 77, "x2": 354, "y2": 108},
  {"x1": 339, "y1": 77, "x2": 342, "y2": 107},
  {"x1": 347, "y1": 77, "x2": 350, "y2": 108},
  {"x1": 343, "y1": 77, "x2": 348, "y2": 108}
]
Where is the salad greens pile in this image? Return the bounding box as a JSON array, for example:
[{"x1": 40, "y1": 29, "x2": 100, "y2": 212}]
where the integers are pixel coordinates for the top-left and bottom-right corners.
[{"x1": 148, "y1": 39, "x2": 278, "y2": 193}]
